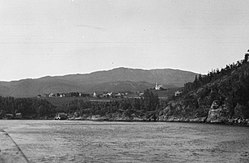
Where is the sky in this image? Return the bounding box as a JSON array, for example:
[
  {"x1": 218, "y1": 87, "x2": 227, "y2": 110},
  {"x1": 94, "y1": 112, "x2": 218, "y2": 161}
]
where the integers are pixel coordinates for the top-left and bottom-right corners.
[{"x1": 0, "y1": 0, "x2": 249, "y2": 81}]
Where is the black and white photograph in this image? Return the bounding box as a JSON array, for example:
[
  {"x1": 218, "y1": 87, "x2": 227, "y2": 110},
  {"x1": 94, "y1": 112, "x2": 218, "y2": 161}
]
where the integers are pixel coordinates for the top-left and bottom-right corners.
[{"x1": 0, "y1": 0, "x2": 249, "y2": 162}]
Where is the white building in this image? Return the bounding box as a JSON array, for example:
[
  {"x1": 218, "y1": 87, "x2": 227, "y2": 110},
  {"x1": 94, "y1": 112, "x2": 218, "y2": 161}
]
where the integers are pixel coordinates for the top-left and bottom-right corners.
[
  {"x1": 93, "y1": 92, "x2": 97, "y2": 98},
  {"x1": 175, "y1": 90, "x2": 182, "y2": 96},
  {"x1": 155, "y1": 83, "x2": 163, "y2": 90}
]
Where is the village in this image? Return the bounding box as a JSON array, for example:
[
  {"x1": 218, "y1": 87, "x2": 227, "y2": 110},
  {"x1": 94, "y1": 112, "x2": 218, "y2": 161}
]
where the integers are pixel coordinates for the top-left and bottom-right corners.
[{"x1": 37, "y1": 83, "x2": 182, "y2": 100}]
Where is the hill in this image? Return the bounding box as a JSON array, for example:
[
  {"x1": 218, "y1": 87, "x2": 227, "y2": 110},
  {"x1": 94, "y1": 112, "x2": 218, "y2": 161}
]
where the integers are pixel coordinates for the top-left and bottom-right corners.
[
  {"x1": 159, "y1": 53, "x2": 249, "y2": 124},
  {"x1": 0, "y1": 67, "x2": 197, "y2": 97}
]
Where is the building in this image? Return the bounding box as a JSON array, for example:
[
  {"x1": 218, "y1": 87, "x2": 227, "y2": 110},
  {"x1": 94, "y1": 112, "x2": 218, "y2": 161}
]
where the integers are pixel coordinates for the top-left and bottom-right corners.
[
  {"x1": 5, "y1": 114, "x2": 14, "y2": 119},
  {"x1": 55, "y1": 113, "x2": 68, "y2": 120},
  {"x1": 175, "y1": 90, "x2": 182, "y2": 97},
  {"x1": 155, "y1": 83, "x2": 163, "y2": 90},
  {"x1": 49, "y1": 93, "x2": 55, "y2": 97},
  {"x1": 15, "y1": 113, "x2": 22, "y2": 119}
]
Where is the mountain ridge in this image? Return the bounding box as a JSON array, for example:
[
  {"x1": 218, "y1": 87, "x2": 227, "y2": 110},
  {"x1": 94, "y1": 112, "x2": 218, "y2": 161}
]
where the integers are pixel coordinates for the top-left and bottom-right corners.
[{"x1": 0, "y1": 67, "x2": 197, "y2": 97}]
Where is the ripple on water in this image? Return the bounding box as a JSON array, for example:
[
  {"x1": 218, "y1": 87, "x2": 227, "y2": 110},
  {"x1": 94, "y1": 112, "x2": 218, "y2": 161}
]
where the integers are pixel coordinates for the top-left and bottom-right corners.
[{"x1": 0, "y1": 120, "x2": 249, "y2": 163}]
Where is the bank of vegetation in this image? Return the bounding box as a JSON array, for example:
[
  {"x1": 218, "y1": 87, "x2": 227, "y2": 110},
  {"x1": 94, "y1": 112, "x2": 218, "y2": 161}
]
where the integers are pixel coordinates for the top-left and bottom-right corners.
[
  {"x1": 0, "y1": 89, "x2": 162, "y2": 120},
  {"x1": 0, "y1": 97, "x2": 55, "y2": 119}
]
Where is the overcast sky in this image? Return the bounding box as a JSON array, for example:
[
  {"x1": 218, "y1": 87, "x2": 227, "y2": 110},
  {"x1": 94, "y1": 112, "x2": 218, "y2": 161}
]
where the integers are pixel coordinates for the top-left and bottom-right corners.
[{"x1": 0, "y1": 0, "x2": 249, "y2": 81}]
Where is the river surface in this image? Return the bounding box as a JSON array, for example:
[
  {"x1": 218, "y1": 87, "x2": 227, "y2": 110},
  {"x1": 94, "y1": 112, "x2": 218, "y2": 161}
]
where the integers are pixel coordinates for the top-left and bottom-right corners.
[{"x1": 0, "y1": 120, "x2": 249, "y2": 163}]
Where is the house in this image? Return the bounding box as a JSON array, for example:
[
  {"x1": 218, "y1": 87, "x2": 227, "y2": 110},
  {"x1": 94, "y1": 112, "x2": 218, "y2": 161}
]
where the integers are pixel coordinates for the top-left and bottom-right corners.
[
  {"x1": 107, "y1": 92, "x2": 113, "y2": 97},
  {"x1": 5, "y1": 114, "x2": 14, "y2": 119},
  {"x1": 49, "y1": 93, "x2": 55, "y2": 97},
  {"x1": 100, "y1": 92, "x2": 113, "y2": 98},
  {"x1": 139, "y1": 92, "x2": 144, "y2": 97},
  {"x1": 55, "y1": 113, "x2": 68, "y2": 120},
  {"x1": 155, "y1": 83, "x2": 163, "y2": 90},
  {"x1": 114, "y1": 92, "x2": 124, "y2": 98},
  {"x1": 15, "y1": 113, "x2": 22, "y2": 119},
  {"x1": 175, "y1": 90, "x2": 182, "y2": 97}
]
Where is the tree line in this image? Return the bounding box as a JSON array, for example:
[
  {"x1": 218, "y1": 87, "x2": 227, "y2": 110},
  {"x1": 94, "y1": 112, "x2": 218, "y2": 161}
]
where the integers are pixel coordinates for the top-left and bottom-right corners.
[
  {"x1": 0, "y1": 89, "x2": 161, "y2": 120},
  {"x1": 66, "y1": 89, "x2": 161, "y2": 120},
  {"x1": 0, "y1": 96, "x2": 55, "y2": 119},
  {"x1": 184, "y1": 53, "x2": 249, "y2": 93}
]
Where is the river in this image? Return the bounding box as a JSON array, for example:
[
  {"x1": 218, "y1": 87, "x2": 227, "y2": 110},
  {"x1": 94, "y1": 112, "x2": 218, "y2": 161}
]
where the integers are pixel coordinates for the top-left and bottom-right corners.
[{"x1": 0, "y1": 120, "x2": 249, "y2": 163}]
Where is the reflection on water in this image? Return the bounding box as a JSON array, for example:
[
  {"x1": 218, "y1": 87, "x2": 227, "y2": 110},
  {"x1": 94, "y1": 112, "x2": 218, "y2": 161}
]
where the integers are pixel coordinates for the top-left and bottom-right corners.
[{"x1": 1, "y1": 120, "x2": 249, "y2": 163}]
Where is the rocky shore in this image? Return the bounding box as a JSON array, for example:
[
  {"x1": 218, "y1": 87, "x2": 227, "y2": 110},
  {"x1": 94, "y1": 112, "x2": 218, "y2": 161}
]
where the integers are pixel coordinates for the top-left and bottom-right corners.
[
  {"x1": 68, "y1": 115, "x2": 249, "y2": 126},
  {"x1": 68, "y1": 100, "x2": 249, "y2": 126},
  {"x1": 157, "y1": 100, "x2": 249, "y2": 126}
]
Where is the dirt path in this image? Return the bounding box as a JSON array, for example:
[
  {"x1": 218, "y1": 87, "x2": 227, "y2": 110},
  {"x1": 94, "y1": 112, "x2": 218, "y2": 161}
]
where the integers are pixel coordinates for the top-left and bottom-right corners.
[{"x1": 0, "y1": 129, "x2": 29, "y2": 163}]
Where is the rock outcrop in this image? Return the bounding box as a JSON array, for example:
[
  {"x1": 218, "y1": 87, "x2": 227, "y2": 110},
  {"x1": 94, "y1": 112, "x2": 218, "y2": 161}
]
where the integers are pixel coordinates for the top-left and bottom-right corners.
[{"x1": 206, "y1": 100, "x2": 230, "y2": 123}]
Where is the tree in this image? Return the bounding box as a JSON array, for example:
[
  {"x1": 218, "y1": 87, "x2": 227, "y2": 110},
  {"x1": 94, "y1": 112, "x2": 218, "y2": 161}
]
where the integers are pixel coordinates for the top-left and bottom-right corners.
[
  {"x1": 143, "y1": 89, "x2": 159, "y2": 111},
  {"x1": 244, "y1": 53, "x2": 249, "y2": 63}
]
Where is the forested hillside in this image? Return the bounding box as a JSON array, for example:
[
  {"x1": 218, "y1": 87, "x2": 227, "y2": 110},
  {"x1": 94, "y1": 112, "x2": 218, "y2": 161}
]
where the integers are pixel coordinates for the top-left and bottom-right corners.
[{"x1": 159, "y1": 53, "x2": 249, "y2": 124}]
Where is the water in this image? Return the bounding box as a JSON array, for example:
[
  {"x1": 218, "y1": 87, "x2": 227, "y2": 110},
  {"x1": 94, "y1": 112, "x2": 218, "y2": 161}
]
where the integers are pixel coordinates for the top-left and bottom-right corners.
[{"x1": 1, "y1": 120, "x2": 249, "y2": 163}]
